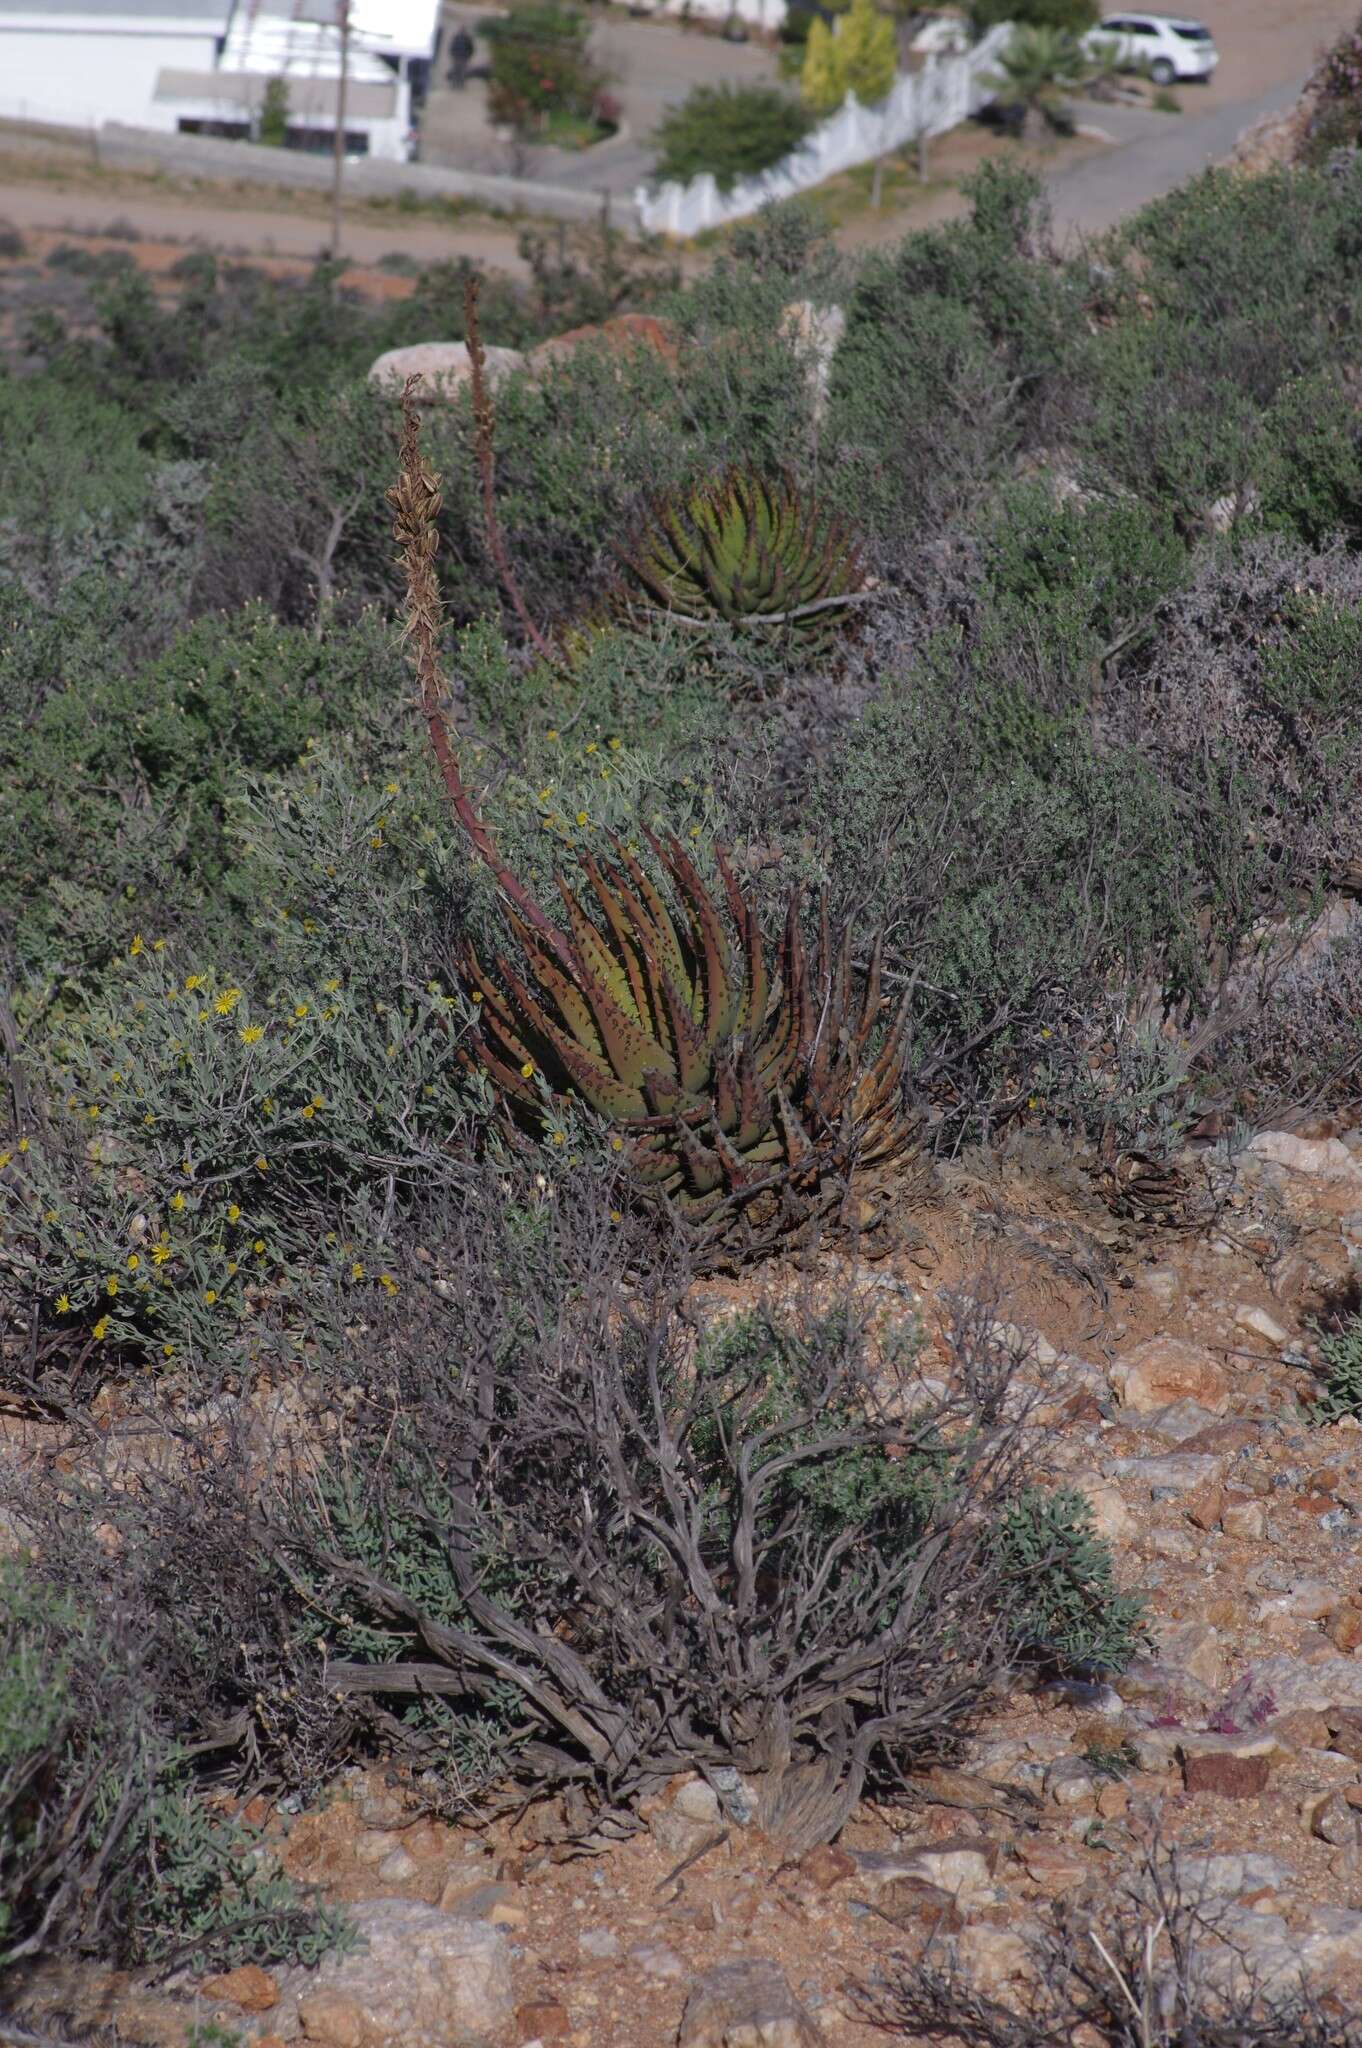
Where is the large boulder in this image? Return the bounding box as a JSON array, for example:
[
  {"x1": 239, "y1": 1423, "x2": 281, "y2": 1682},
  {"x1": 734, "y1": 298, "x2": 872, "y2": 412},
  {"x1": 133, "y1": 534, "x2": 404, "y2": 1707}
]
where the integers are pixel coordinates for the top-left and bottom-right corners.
[
  {"x1": 367, "y1": 340, "x2": 527, "y2": 404},
  {"x1": 271, "y1": 1898, "x2": 513, "y2": 2047}
]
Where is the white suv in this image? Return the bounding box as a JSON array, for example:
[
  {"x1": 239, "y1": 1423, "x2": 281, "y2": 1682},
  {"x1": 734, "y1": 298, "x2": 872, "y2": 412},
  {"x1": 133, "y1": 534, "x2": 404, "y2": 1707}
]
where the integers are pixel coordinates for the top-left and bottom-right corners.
[{"x1": 1086, "y1": 14, "x2": 1219, "y2": 85}]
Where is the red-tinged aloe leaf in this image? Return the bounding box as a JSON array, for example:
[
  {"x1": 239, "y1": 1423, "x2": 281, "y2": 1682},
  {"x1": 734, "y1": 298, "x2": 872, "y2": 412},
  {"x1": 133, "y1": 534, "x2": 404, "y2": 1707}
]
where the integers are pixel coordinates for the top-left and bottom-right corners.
[
  {"x1": 712, "y1": 1049, "x2": 740, "y2": 1133},
  {"x1": 757, "y1": 896, "x2": 810, "y2": 1087},
  {"x1": 734, "y1": 1045, "x2": 772, "y2": 1153},
  {"x1": 579, "y1": 851, "x2": 649, "y2": 1027},
  {"x1": 555, "y1": 879, "x2": 629, "y2": 1003},
  {"x1": 854, "y1": 997, "x2": 913, "y2": 1126},
  {"x1": 489, "y1": 941, "x2": 646, "y2": 1116},
  {"x1": 856, "y1": 925, "x2": 885, "y2": 1046},
  {"x1": 612, "y1": 839, "x2": 693, "y2": 1010},
  {"x1": 548, "y1": 1028, "x2": 650, "y2": 1122},
  {"x1": 459, "y1": 948, "x2": 539, "y2": 1072},
  {"x1": 599, "y1": 840, "x2": 672, "y2": 964},
  {"x1": 703, "y1": 1117, "x2": 762, "y2": 1188},
  {"x1": 551, "y1": 894, "x2": 675, "y2": 1088},
  {"x1": 773, "y1": 1086, "x2": 818, "y2": 1168},
  {"x1": 597, "y1": 848, "x2": 687, "y2": 1052},
  {"x1": 505, "y1": 912, "x2": 601, "y2": 1057},
  {"x1": 783, "y1": 896, "x2": 813, "y2": 1054},
  {"x1": 717, "y1": 850, "x2": 768, "y2": 1041},
  {"x1": 656, "y1": 835, "x2": 731, "y2": 1036},
  {"x1": 459, "y1": 1041, "x2": 538, "y2": 1109},
  {"x1": 641, "y1": 1065, "x2": 683, "y2": 1117},
  {"x1": 675, "y1": 1121, "x2": 726, "y2": 1199},
  {"x1": 549, "y1": 885, "x2": 672, "y2": 1093},
  {"x1": 655, "y1": 957, "x2": 711, "y2": 1099}
]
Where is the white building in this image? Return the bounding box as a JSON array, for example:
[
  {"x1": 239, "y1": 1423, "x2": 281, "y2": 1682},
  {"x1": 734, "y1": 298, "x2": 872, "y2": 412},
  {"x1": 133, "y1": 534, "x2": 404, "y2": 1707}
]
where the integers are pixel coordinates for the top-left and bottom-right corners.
[{"x1": 0, "y1": 0, "x2": 440, "y2": 160}]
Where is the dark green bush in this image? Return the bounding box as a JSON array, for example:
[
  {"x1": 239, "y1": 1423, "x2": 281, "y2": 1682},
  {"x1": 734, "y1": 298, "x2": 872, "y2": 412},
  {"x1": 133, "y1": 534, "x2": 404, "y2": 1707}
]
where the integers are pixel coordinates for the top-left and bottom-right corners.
[
  {"x1": 1259, "y1": 368, "x2": 1362, "y2": 546},
  {"x1": 1, "y1": 596, "x2": 408, "y2": 982},
  {"x1": 826, "y1": 165, "x2": 1087, "y2": 536},
  {"x1": 972, "y1": 0, "x2": 1096, "y2": 29},
  {"x1": 766, "y1": 651, "x2": 1246, "y2": 1138},
  {"x1": 0, "y1": 374, "x2": 154, "y2": 569},
  {"x1": 1301, "y1": 17, "x2": 1362, "y2": 165},
  {"x1": 653, "y1": 84, "x2": 813, "y2": 192},
  {"x1": 978, "y1": 482, "x2": 1188, "y2": 696},
  {"x1": 481, "y1": 2, "x2": 606, "y2": 133}
]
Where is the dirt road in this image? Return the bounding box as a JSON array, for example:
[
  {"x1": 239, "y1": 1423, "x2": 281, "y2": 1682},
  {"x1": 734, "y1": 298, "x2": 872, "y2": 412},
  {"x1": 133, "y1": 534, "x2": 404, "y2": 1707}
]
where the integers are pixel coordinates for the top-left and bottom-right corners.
[{"x1": 0, "y1": 168, "x2": 538, "y2": 278}]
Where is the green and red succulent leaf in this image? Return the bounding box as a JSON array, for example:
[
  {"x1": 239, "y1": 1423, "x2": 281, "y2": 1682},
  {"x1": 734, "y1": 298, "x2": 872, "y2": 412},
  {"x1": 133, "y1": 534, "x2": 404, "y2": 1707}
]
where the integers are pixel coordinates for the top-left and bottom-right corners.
[
  {"x1": 618, "y1": 468, "x2": 866, "y2": 645},
  {"x1": 457, "y1": 833, "x2": 919, "y2": 1266}
]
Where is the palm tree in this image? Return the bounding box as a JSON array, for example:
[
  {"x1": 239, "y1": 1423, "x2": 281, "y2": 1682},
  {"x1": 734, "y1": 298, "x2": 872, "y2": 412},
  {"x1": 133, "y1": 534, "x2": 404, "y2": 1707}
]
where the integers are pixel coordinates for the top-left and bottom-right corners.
[{"x1": 987, "y1": 25, "x2": 1089, "y2": 137}]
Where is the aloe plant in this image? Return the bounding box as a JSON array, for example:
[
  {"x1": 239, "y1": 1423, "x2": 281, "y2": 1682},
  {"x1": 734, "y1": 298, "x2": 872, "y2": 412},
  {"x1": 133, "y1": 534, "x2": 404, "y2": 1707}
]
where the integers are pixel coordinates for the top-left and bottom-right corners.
[
  {"x1": 459, "y1": 832, "x2": 915, "y2": 1260},
  {"x1": 620, "y1": 468, "x2": 866, "y2": 644},
  {"x1": 389, "y1": 370, "x2": 915, "y2": 1265}
]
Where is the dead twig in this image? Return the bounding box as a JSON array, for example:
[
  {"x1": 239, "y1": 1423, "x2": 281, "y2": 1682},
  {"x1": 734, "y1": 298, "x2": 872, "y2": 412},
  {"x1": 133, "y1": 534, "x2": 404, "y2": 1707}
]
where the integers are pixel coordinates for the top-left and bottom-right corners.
[{"x1": 655, "y1": 1826, "x2": 729, "y2": 1896}]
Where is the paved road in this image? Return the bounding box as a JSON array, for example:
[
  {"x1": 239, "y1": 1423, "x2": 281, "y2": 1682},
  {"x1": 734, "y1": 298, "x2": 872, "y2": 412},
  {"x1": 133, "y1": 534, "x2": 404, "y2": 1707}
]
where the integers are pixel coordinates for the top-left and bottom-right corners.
[{"x1": 1045, "y1": 73, "x2": 1307, "y2": 242}]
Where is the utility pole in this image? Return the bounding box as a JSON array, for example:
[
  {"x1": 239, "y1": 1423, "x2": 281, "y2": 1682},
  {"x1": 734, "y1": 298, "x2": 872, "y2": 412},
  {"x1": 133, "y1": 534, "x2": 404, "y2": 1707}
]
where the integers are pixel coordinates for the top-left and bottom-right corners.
[{"x1": 329, "y1": 0, "x2": 351, "y2": 263}]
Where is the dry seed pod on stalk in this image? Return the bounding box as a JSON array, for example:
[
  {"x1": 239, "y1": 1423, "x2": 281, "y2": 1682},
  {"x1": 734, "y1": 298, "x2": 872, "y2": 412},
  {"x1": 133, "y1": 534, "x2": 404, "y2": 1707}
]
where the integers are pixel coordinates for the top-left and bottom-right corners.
[{"x1": 388, "y1": 381, "x2": 922, "y2": 1269}]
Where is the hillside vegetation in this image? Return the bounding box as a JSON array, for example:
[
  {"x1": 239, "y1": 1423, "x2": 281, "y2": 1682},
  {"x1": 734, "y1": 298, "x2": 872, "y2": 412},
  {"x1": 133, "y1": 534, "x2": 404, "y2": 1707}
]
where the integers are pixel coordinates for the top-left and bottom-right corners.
[{"x1": 1, "y1": 150, "x2": 1361, "y2": 2020}]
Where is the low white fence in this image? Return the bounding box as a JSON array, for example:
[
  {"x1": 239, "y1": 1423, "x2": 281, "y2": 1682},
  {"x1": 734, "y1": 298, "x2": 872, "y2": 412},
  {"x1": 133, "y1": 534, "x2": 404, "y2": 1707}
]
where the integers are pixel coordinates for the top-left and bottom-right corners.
[
  {"x1": 644, "y1": 0, "x2": 788, "y2": 25},
  {"x1": 635, "y1": 22, "x2": 1012, "y2": 236}
]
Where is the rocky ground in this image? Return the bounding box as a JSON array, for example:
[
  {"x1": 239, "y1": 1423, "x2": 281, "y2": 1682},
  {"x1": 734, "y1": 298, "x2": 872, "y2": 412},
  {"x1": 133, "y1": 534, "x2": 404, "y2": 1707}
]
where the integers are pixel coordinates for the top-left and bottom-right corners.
[{"x1": 8, "y1": 1012, "x2": 1362, "y2": 2047}]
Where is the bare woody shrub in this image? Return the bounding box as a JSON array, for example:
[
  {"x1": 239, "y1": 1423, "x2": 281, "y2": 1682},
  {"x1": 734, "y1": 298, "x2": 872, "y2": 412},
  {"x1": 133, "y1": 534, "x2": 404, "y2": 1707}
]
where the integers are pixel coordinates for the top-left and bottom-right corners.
[
  {"x1": 1106, "y1": 535, "x2": 1362, "y2": 897},
  {"x1": 857, "y1": 1840, "x2": 1362, "y2": 2046},
  {"x1": 245, "y1": 1176, "x2": 1137, "y2": 1850}
]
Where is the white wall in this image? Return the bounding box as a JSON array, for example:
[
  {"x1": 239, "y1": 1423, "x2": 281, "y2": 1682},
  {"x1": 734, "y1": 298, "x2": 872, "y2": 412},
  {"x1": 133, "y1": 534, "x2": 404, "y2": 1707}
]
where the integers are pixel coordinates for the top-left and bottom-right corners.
[
  {"x1": 646, "y1": 0, "x2": 788, "y2": 27},
  {"x1": 0, "y1": 19, "x2": 413, "y2": 158},
  {"x1": 0, "y1": 25, "x2": 217, "y2": 132},
  {"x1": 636, "y1": 24, "x2": 1012, "y2": 235}
]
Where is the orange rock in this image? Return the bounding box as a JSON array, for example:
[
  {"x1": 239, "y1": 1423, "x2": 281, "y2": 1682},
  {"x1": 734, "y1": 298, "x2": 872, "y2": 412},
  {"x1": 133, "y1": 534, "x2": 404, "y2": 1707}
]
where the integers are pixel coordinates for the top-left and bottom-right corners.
[
  {"x1": 1293, "y1": 1491, "x2": 1340, "y2": 1519},
  {"x1": 200, "y1": 1964, "x2": 278, "y2": 2012},
  {"x1": 517, "y1": 2000, "x2": 572, "y2": 2040},
  {"x1": 1017, "y1": 1838, "x2": 1089, "y2": 1891},
  {"x1": 1330, "y1": 1608, "x2": 1362, "y2": 1653},
  {"x1": 1221, "y1": 1495, "x2": 1268, "y2": 1542},
  {"x1": 298, "y1": 1992, "x2": 368, "y2": 2047},
  {"x1": 528, "y1": 313, "x2": 680, "y2": 374},
  {"x1": 799, "y1": 1842, "x2": 856, "y2": 1890},
  {"x1": 1114, "y1": 1339, "x2": 1230, "y2": 1416},
  {"x1": 1184, "y1": 1485, "x2": 1225, "y2": 1532},
  {"x1": 1268, "y1": 1709, "x2": 1331, "y2": 1751}
]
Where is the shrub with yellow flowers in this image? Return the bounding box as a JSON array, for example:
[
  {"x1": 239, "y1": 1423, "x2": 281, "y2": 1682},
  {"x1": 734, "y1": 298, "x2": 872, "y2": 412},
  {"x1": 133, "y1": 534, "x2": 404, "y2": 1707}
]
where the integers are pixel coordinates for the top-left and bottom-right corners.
[{"x1": 3, "y1": 925, "x2": 484, "y2": 1376}]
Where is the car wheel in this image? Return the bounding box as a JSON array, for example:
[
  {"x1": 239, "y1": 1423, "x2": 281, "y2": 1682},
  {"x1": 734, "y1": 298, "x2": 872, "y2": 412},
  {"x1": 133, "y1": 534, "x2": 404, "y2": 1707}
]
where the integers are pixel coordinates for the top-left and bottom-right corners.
[{"x1": 1149, "y1": 57, "x2": 1176, "y2": 85}]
